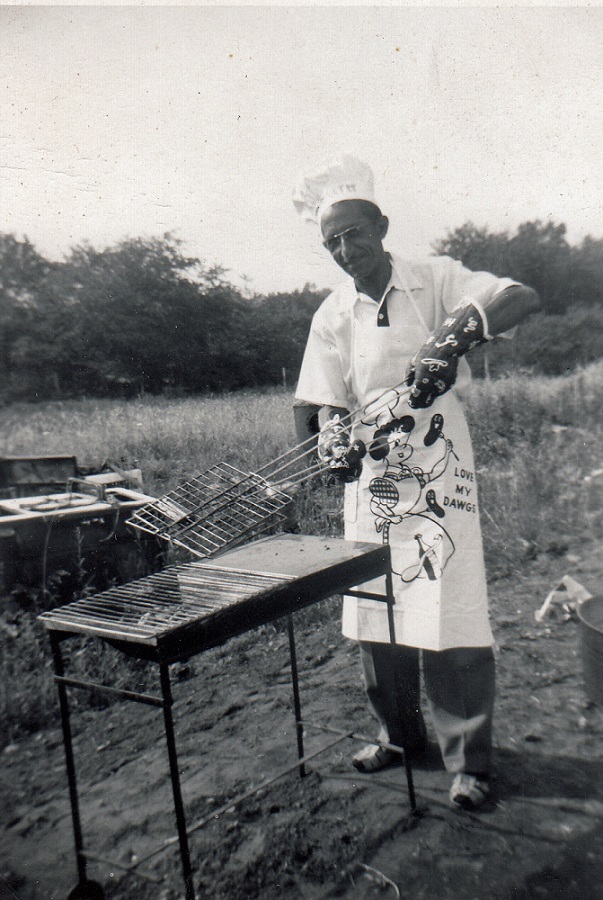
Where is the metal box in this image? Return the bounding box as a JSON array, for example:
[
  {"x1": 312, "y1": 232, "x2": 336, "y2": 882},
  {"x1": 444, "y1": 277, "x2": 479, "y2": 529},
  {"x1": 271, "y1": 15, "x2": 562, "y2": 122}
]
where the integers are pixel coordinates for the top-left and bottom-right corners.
[{"x1": 0, "y1": 455, "x2": 78, "y2": 498}]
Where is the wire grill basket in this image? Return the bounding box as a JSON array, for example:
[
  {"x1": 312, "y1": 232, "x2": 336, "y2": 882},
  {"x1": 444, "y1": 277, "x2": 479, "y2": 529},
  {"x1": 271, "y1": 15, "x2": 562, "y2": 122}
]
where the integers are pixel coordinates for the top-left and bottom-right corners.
[{"x1": 128, "y1": 462, "x2": 292, "y2": 559}]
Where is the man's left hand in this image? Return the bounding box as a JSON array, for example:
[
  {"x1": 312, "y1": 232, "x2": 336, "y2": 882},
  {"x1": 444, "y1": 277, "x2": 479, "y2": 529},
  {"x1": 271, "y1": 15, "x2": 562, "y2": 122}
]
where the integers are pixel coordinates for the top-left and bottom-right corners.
[
  {"x1": 405, "y1": 303, "x2": 487, "y2": 409},
  {"x1": 405, "y1": 354, "x2": 460, "y2": 409}
]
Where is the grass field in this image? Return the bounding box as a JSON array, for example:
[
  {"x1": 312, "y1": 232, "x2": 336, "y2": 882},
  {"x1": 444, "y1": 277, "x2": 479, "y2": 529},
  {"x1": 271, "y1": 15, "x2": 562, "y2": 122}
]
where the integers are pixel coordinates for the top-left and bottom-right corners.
[
  {"x1": 1, "y1": 364, "x2": 603, "y2": 744},
  {"x1": 0, "y1": 387, "x2": 298, "y2": 494}
]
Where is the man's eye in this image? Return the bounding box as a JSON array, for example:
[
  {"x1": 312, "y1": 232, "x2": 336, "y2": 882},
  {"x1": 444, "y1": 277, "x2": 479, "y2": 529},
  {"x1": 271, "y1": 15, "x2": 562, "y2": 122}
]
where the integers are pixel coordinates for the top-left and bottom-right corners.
[{"x1": 326, "y1": 228, "x2": 361, "y2": 252}]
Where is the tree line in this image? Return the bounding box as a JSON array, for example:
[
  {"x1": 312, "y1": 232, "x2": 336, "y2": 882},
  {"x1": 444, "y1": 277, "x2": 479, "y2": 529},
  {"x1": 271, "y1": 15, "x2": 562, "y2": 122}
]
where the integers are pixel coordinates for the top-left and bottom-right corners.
[
  {"x1": 434, "y1": 221, "x2": 603, "y2": 377},
  {"x1": 0, "y1": 234, "x2": 326, "y2": 400},
  {"x1": 1, "y1": 220, "x2": 602, "y2": 402}
]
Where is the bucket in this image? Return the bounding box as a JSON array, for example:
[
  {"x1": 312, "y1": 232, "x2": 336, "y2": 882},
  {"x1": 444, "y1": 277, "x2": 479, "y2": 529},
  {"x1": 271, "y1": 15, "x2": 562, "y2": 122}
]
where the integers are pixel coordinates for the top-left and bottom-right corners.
[{"x1": 577, "y1": 597, "x2": 603, "y2": 706}]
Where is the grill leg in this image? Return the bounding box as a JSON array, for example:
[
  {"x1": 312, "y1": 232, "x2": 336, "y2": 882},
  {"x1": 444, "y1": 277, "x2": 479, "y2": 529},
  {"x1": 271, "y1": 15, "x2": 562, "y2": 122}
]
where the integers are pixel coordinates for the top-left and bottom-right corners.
[
  {"x1": 287, "y1": 614, "x2": 306, "y2": 777},
  {"x1": 385, "y1": 570, "x2": 417, "y2": 813},
  {"x1": 159, "y1": 663, "x2": 195, "y2": 900},
  {"x1": 50, "y1": 634, "x2": 88, "y2": 886}
]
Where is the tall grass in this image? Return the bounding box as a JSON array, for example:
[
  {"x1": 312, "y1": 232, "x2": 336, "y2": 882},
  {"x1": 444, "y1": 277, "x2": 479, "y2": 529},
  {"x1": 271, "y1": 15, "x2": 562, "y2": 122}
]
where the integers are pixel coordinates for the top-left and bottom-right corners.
[
  {"x1": 1, "y1": 367, "x2": 602, "y2": 743},
  {"x1": 464, "y1": 362, "x2": 603, "y2": 577},
  {"x1": 0, "y1": 388, "x2": 298, "y2": 495}
]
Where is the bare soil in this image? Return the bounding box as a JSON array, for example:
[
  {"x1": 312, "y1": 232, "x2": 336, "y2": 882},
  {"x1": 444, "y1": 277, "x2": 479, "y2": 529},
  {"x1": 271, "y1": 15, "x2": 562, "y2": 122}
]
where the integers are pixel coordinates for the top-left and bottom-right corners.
[{"x1": 2, "y1": 538, "x2": 603, "y2": 900}]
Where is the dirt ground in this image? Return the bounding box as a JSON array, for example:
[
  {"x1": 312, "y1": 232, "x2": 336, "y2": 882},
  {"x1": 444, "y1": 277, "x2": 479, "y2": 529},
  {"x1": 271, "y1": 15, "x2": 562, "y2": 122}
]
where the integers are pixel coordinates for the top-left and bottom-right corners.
[{"x1": 2, "y1": 536, "x2": 603, "y2": 900}]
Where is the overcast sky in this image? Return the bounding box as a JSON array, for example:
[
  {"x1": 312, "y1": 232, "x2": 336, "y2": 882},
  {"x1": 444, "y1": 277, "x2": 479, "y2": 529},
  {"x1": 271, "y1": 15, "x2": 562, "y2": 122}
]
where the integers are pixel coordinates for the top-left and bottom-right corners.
[{"x1": 3, "y1": 5, "x2": 603, "y2": 294}]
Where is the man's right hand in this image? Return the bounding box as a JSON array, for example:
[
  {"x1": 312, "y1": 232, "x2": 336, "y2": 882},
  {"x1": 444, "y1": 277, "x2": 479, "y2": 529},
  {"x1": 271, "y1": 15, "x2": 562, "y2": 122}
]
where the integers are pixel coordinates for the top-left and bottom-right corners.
[{"x1": 317, "y1": 414, "x2": 366, "y2": 482}]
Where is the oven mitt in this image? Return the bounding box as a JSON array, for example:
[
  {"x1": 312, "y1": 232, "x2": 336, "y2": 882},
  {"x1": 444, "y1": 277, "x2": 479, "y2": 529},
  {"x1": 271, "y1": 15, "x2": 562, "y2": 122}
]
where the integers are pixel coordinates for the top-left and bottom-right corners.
[
  {"x1": 405, "y1": 302, "x2": 490, "y2": 409},
  {"x1": 317, "y1": 415, "x2": 366, "y2": 482}
]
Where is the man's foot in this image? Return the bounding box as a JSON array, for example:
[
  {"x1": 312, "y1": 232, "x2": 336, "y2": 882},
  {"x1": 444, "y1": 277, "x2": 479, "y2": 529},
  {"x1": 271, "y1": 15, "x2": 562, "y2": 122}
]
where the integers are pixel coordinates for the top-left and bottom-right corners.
[
  {"x1": 353, "y1": 744, "x2": 402, "y2": 772},
  {"x1": 352, "y1": 736, "x2": 428, "y2": 773},
  {"x1": 449, "y1": 773, "x2": 491, "y2": 810}
]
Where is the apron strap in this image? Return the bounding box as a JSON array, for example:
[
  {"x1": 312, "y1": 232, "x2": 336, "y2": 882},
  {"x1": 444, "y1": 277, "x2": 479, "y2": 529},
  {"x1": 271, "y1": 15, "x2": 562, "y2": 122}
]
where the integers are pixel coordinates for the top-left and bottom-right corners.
[{"x1": 401, "y1": 275, "x2": 431, "y2": 338}]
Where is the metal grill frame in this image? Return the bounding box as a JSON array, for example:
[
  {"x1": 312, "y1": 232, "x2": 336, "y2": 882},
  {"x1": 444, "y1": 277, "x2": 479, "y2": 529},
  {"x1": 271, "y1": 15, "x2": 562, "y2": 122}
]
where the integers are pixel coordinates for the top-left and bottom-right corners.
[
  {"x1": 127, "y1": 462, "x2": 292, "y2": 559},
  {"x1": 39, "y1": 535, "x2": 416, "y2": 899}
]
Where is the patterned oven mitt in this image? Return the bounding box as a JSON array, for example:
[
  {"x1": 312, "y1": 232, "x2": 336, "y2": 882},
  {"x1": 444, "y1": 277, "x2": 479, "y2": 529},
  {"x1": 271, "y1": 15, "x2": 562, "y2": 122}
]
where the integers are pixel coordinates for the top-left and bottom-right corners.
[{"x1": 405, "y1": 302, "x2": 490, "y2": 409}]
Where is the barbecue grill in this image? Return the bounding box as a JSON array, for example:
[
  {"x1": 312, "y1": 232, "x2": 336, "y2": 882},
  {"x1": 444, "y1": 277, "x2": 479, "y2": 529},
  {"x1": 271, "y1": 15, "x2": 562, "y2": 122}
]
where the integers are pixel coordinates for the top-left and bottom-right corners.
[{"x1": 40, "y1": 533, "x2": 416, "y2": 900}]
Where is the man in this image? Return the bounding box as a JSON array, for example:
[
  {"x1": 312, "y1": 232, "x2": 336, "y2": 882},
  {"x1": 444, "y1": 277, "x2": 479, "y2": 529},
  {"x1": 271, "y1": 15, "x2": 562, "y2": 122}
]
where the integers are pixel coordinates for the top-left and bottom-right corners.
[{"x1": 292, "y1": 155, "x2": 540, "y2": 809}]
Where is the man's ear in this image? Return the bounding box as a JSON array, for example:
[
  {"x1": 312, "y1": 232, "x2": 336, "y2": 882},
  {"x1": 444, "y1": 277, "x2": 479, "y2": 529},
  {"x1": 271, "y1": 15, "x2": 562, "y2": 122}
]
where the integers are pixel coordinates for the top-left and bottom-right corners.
[{"x1": 377, "y1": 215, "x2": 389, "y2": 240}]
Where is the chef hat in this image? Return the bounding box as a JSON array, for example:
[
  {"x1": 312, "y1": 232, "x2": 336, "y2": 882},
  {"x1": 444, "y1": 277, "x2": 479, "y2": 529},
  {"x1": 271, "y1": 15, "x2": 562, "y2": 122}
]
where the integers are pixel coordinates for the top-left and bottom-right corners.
[{"x1": 292, "y1": 154, "x2": 378, "y2": 226}]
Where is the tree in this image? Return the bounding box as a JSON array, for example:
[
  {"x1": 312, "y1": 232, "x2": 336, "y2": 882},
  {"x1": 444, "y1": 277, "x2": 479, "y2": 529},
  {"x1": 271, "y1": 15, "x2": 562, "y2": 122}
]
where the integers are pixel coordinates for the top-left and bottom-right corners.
[
  {"x1": 432, "y1": 219, "x2": 603, "y2": 376},
  {"x1": 568, "y1": 236, "x2": 603, "y2": 308},
  {"x1": 483, "y1": 306, "x2": 603, "y2": 377},
  {"x1": 432, "y1": 222, "x2": 511, "y2": 278},
  {"x1": 244, "y1": 285, "x2": 327, "y2": 387},
  {"x1": 433, "y1": 220, "x2": 572, "y2": 313},
  {"x1": 0, "y1": 235, "x2": 50, "y2": 389},
  {"x1": 507, "y1": 221, "x2": 570, "y2": 313},
  {"x1": 17, "y1": 234, "x2": 251, "y2": 396}
]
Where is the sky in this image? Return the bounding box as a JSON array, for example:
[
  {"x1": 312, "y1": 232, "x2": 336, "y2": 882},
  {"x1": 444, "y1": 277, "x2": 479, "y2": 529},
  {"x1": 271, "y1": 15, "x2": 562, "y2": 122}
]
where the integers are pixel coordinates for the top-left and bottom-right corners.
[{"x1": 2, "y1": 5, "x2": 603, "y2": 295}]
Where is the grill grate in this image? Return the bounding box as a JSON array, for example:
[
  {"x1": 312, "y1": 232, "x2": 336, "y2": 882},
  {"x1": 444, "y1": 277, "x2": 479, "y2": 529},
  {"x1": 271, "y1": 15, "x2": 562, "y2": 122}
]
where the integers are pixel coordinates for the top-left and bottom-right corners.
[
  {"x1": 40, "y1": 560, "x2": 294, "y2": 644},
  {"x1": 127, "y1": 463, "x2": 292, "y2": 558}
]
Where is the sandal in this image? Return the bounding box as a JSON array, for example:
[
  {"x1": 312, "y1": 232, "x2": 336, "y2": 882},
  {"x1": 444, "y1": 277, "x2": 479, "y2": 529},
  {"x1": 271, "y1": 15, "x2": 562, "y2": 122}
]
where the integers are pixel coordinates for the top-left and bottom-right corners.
[
  {"x1": 449, "y1": 773, "x2": 491, "y2": 810},
  {"x1": 352, "y1": 744, "x2": 401, "y2": 773}
]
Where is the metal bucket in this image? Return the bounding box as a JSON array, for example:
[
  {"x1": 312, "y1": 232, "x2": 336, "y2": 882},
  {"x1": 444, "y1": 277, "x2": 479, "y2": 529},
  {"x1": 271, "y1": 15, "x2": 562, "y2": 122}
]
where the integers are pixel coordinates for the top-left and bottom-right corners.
[{"x1": 577, "y1": 597, "x2": 603, "y2": 706}]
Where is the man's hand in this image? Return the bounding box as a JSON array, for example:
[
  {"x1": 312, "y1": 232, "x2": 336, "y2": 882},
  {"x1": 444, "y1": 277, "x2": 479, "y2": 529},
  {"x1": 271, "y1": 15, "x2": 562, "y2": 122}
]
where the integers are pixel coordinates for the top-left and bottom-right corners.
[
  {"x1": 405, "y1": 304, "x2": 487, "y2": 409},
  {"x1": 318, "y1": 414, "x2": 366, "y2": 482},
  {"x1": 405, "y1": 355, "x2": 460, "y2": 410}
]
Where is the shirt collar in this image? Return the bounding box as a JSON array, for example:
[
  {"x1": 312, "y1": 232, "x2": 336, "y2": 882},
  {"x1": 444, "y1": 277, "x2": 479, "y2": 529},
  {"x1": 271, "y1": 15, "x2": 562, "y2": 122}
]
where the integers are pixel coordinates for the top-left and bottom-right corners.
[
  {"x1": 388, "y1": 253, "x2": 423, "y2": 292},
  {"x1": 340, "y1": 252, "x2": 423, "y2": 307}
]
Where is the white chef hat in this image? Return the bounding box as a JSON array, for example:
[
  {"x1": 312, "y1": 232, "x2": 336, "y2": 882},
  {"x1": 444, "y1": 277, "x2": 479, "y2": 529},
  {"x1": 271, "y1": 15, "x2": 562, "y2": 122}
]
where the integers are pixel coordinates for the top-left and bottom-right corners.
[{"x1": 292, "y1": 154, "x2": 378, "y2": 226}]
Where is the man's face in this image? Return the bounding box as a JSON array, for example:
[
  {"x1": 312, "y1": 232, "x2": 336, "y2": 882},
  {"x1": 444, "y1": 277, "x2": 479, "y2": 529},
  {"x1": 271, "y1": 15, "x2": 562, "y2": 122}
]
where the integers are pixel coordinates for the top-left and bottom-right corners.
[{"x1": 321, "y1": 200, "x2": 389, "y2": 282}]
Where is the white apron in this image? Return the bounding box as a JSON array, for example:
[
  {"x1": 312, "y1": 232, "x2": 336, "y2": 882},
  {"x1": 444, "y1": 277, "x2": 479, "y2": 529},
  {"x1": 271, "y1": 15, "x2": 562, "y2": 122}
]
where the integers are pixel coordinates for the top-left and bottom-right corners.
[{"x1": 341, "y1": 284, "x2": 492, "y2": 651}]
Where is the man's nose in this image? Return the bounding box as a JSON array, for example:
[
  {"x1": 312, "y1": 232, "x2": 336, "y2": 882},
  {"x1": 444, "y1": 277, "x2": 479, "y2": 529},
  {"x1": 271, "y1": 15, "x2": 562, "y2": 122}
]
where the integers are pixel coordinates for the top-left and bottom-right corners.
[{"x1": 340, "y1": 235, "x2": 354, "y2": 259}]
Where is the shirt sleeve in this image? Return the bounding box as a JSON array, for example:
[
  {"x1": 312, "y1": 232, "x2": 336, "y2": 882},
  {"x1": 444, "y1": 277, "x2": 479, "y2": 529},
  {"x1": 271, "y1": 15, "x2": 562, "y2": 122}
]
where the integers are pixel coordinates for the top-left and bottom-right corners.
[
  {"x1": 295, "y1": 311, "x2": 350, "y2": 408},
  {"x1": 441, "y1": 258, "x2": 519, "y2": 310},
  {"x1": 442, "y1": 258, "x2": 523, "y2": 338}
]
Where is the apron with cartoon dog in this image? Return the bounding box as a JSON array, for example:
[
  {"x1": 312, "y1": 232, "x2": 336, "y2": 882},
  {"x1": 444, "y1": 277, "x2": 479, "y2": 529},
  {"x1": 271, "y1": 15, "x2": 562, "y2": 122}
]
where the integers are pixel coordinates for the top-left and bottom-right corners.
[{"x1": 341, "y1": 282, "x2": 493, "y2": 651}]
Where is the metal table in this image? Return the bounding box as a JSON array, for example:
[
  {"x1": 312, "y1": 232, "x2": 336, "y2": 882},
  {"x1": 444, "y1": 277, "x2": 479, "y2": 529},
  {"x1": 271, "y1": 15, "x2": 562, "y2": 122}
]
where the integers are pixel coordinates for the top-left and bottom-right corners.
[{"x1": 39, "y1": 533, "x2": 415, "y2": 899}]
